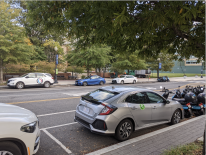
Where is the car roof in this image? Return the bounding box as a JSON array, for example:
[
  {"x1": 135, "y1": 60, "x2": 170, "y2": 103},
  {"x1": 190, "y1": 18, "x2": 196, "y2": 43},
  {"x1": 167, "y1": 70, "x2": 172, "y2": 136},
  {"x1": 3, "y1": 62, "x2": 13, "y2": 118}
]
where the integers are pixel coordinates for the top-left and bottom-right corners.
[{"x1": 100, "y1": 86, "x2": 152, "y2": 93}]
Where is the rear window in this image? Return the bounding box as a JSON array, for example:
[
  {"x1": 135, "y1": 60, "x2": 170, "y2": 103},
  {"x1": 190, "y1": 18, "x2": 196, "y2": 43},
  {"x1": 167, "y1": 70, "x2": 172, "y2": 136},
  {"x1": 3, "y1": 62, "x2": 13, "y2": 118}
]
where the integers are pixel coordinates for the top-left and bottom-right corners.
[
  {"x1": 82, "y1": 89, "x2": 119, "y2": 104},
  {"x1": 45, "y1": 73, "x2": 52, "y2": 77}
]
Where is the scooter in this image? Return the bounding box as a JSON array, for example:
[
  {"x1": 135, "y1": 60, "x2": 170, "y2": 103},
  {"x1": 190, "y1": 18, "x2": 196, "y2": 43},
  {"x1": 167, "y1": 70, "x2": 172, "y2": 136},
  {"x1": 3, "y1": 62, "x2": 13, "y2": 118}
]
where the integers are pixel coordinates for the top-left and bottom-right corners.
[
  {"x1": 172, "y1": 86, "x2": 193, "y2": 118},
  {"x1": 190, "y1": 86, "x2": 205, "y2": 116}
]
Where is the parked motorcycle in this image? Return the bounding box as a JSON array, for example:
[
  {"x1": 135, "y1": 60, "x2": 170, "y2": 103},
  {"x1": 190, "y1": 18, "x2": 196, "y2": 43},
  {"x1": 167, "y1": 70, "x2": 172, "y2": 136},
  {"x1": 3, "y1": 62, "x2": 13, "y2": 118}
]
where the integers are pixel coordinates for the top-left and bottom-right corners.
[{"x1": 172, "y1": 86, "x2": 193, "y2": 118}]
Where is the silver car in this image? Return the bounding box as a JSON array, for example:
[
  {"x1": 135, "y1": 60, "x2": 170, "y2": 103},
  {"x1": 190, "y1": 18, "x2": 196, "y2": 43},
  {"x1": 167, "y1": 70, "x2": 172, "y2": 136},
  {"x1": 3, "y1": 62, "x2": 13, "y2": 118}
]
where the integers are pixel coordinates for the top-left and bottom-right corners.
[{"x1": 74, "y1": 86, "x2": 184, "y2": 141}]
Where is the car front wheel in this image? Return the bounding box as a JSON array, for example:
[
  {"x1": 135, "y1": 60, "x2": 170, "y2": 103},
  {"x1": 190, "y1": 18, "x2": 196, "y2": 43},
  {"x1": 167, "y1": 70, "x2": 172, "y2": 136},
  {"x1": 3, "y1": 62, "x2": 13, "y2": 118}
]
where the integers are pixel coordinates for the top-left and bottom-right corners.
[
  {"x1": 133, "y1": 80, "x2": 136, "y2": 84},
  {"x1": 115, "y1": 119, "x2": 133, "y2": 141},
  {"x1": 83, "y1": 82, "x2": 87, "y2": 86},
  {"x1": 0, "y1": 141, "x2": 22, "y2": 155},
  {"x1": 16, "y1": 82, "x2": 24, "y2": 89},
  {"x1": 120, "y1": 80, "x2": 124, "y2": 84},
  {"x1": 171, "y1": 109, "x2": 181, "y2": 125}
]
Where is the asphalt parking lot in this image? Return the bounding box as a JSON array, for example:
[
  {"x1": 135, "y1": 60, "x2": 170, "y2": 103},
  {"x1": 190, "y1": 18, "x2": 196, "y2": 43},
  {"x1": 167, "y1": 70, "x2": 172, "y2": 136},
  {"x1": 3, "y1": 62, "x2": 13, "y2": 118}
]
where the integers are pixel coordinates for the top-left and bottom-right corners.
[{"x1": 0, "y1": 80, "x2": 205, "y2": 155}]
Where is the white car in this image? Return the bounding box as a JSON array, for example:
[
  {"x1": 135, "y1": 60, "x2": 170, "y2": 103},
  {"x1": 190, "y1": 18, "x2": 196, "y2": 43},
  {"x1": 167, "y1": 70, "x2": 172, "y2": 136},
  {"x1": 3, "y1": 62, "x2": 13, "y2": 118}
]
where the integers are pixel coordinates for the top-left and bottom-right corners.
[
  {"x1": 7, "y1": 73, "x2": 54, "y2": 89},
  {"x1": 112, "y1": 75, "x2": 138, "y2": 84},
  {"x1": 0, "y1": 103, "x2": 40, "y2": 155}
]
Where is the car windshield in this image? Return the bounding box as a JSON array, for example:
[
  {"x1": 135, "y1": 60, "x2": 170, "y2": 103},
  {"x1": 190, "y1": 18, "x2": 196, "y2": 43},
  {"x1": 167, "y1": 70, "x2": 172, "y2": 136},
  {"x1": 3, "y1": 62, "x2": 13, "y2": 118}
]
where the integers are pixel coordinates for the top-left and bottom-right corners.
[
  {"x1": 82, "y1": 89, "x2": 119, "y2": 104},
  {"x1": 119, "y1": 75, "x2": 125, "y2": 78},
  {"x1": 20, "y1": 73, "x2": 28, "y2": 77},
  {"x1": 84, "y1": 76, "x2": 90, "y2": 79}
]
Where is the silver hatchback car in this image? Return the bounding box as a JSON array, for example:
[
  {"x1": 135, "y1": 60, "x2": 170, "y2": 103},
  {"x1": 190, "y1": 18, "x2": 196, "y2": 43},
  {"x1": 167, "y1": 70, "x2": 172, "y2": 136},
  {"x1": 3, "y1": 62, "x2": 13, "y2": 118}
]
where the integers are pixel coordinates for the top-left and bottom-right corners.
[{"x1": 74, "y1": 86, "x2": 184, "y2": 141}]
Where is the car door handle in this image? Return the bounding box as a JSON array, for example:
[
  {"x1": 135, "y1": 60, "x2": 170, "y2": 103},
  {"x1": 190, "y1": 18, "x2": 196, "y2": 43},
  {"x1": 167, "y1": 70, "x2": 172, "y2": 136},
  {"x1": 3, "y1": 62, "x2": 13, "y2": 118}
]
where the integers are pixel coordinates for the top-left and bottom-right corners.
[
  {"x1": 131, "y1": 106, "x2": 137, "y2": 110},
  {"x1": 153, "y1": 106, "x2": 157, "y2": 109}
]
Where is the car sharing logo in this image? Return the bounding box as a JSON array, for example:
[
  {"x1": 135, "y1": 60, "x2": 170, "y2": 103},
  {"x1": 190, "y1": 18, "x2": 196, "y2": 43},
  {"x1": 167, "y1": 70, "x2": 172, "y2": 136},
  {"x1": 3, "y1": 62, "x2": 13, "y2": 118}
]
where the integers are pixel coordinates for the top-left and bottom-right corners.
[
  {"x1": 140, "y1": 104, "x2": 145, "y2": 110},
  {"x1": 37, "y1": 78, "x2": 43, "y2": 84}
]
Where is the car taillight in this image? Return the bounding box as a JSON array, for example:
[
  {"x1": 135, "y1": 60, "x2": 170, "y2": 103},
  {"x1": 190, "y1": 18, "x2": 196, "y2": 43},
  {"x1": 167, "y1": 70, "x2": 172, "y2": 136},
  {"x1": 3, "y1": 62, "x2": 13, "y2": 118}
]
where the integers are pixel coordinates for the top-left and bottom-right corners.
[
  {"x1": 99, "y1": 103, "x2": 117, "y2": 115},
  {"x1": 52, "y1": 77, "x2": 54, "y2": 79}
]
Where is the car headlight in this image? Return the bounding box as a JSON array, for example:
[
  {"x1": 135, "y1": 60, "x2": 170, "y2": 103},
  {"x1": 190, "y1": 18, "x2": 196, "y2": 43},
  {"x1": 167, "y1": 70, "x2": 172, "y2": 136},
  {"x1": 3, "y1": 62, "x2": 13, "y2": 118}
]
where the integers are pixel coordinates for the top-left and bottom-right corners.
[{"x1": 20, "y1": 121, "x2": 37, "y2": 133}]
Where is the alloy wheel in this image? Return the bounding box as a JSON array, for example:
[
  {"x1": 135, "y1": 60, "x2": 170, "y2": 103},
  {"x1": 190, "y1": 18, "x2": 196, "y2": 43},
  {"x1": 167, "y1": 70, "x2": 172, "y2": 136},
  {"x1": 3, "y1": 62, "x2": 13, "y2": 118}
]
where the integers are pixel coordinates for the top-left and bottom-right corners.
[
  {"x1": 17, "y1": 82, "x2": 23, "y2": 89},
  {"x1": 173, "y1": 111, "x2": 181, "y2": 124},
  {"x1": 119, "y1": 122, "x2": 132, "y2": 139},
  {"x1": 0, "y1": 151, "x2": 13, "y2": 155},
  {"x1": 44, "y1": 82, "x2": 50, "y2": 88}
]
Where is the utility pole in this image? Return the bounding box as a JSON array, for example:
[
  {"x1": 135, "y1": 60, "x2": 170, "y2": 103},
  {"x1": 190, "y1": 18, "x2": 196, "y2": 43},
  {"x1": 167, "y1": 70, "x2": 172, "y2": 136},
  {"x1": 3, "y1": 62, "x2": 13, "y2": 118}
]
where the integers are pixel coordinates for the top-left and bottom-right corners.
[{"x1": 201, "y1": 61, "x2": 203, "y2": 78}]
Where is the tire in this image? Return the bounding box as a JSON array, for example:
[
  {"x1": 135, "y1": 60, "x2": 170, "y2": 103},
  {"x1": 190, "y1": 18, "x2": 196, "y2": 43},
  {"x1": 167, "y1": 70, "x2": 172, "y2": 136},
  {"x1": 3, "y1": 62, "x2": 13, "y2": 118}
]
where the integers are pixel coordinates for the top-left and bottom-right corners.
[
  {"x1": 115, "y1": 119, "x2": 133, "y2": 141},
  {"x1": 16, "y1": 82, "x2": 24, "y2": 89},
  {"x1": 170, "y1": 109, "x2": 181, "y2": 125},
  {"x1": 133, "y1": 80, "x2": 136, "y2": 84},
  {"x1": 0, "y1": 141, "x2": 22, "y2": 155},
  {"x1": 83, "y1": 82, "x2": 87, "y2": 86},
  {"x1": 44, "y1": 81, "x2": 50, "y2": 88},
  {"x1": 99, "y1": 81, "x2": 104, "y2": 85},
  {"x1": 120, "y1": 80, "x2": 124, "y2": 84}
]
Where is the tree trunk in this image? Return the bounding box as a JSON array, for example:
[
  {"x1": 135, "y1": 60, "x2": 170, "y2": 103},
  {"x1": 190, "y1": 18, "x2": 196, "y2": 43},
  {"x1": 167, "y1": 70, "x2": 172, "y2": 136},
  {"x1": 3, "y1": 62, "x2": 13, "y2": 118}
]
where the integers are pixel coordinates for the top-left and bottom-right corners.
[
  {"x1": 87, "y1": 68, "x2": 89, "y2": 77},
  {"x1": 0, "y1": 59, "x2": 3, "y2": 84},
  {"x1": 95, "y1": 68, "x2": 97, "y2": 73}
]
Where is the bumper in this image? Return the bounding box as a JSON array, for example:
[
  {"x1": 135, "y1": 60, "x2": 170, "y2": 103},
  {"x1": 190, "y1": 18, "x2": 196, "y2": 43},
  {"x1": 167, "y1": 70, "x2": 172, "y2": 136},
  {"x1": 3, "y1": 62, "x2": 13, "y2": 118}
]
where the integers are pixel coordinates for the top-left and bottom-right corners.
[
  {"x1": 74, "y1": 110, "x2": 118, "y2": 135},
  {"x1": 75, "y1": 82, "x2": 83, "y2": 86},
  {"x1": 20, "y1": 126, "x2": 41, "y2": 154}
]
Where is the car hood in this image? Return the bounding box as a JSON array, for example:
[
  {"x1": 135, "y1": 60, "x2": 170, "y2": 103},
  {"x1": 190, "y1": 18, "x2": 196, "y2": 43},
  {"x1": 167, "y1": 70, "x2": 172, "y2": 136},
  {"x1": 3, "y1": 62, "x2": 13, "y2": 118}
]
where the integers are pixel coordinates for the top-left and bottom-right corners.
[
  {"x1": 8, "y1": 77, "x2": 24, "y2": 81},
  {"x1": 0, "y1": 103, "x2": 37, "y2": 122}
]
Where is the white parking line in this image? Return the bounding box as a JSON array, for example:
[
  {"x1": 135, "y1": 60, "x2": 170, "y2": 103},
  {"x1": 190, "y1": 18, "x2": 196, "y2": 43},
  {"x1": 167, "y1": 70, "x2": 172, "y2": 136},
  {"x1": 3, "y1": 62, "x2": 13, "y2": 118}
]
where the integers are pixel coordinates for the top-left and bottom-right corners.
[
  {"x1": 42, "y1": 129, "x2": 72, "y2": 154},
  {"x1": 37, "y1": 110, "x2": 76, "y2": 117},
  {"x1": 41, "y1": 122, "x2": 78, "y2": 130}
]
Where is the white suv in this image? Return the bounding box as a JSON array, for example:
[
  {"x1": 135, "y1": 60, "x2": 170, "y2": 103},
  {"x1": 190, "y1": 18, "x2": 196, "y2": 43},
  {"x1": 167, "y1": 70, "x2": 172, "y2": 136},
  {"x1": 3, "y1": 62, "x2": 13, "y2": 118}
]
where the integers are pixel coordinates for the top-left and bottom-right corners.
[
  {"x1": 7, "y1": 73, "x2": 54, "y2": 89},
  {"x1": 0, "y1": 103, "x2": 40, "y2": 155}
]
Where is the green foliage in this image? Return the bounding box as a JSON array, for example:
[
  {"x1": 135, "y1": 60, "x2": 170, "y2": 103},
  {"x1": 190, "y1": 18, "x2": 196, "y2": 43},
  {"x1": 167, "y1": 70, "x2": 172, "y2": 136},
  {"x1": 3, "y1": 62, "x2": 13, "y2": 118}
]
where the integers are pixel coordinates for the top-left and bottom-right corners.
[
  {"x1": 67, "y1": 45, "x2": 112, "y2": 76},
  {"x1": 146, "y1": 51, "x2": 175, "y2": 72},
  {"x1": 0, "y1": 1, "x2": 36, "y2": 83},
  {"x1": 66, "y1": 66, "x2": 84, "y2": 74},
  {"x1": 111, "y1": 50, "x2": 147, "y2": 72},
  {"x1": 26, "y1": 1, "x2": 205, "y2": 60},
  {"x1": 81, "y1": 75, "x2": 86, "y2": 79}
]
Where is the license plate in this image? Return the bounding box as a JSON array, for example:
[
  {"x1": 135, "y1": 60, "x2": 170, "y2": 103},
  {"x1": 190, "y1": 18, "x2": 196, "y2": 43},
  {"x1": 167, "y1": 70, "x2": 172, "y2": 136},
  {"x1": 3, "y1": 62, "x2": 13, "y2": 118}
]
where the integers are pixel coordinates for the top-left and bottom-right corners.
[
  {"x1": 83, "y1": 106, "x2": 90, "y2": 113},
  {"x1": 188, "y1": 105, "x2": 191, "y2": 108}
]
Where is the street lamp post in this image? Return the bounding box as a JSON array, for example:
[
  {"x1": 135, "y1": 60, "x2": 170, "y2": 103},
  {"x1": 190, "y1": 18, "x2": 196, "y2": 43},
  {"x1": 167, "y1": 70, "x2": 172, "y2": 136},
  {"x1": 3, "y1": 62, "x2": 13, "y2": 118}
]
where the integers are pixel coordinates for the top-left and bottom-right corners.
[
  {"x1": 201, "y1": 61, "x2": 203, "y2": 78},
  {"x1": 157, "y1": 58, "x2": 160, "y2": 78},
  {"x1": 54, "y1": 46, "x2": 58, "y2": 83}
]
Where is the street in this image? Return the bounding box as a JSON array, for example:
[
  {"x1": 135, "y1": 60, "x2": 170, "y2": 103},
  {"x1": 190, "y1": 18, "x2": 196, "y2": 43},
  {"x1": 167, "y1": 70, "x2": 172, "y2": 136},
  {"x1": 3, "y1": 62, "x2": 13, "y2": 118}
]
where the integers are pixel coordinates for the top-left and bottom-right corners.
[{"x1": 0, "y1": 80, "x2": 205, "y2": 155}]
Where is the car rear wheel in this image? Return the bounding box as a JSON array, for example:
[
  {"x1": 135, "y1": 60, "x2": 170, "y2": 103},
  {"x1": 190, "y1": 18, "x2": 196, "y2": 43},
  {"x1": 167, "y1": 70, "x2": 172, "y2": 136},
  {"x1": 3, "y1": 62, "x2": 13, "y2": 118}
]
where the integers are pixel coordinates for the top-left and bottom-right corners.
[
  {"x1": 44, "y1": 81, "x2": 50, "y2": 88},
  {"x1": 115, "y1": 119, "x2": 133, "y2": 141},
  {"x1": 0, "y1": 141, "x2": 22, "y2": 155},
  {"x1": 83, "y1": 82, "x2": 87, "y2": 86},
  {"x1": 99, "y1": 81, "x2": 104, "y2": 85},
  {"x1": 16, "y1": 82, "x2": 24, "y2": 89},
  {"x1": 133, "y1": 80, "x2": 136, "y2": 84},
  {"x1": 171, "y1": 109, "x2": 181, "y2": 125},
  {"x1": 120, "y1": 80, "x2": 124, "y2": 84}
]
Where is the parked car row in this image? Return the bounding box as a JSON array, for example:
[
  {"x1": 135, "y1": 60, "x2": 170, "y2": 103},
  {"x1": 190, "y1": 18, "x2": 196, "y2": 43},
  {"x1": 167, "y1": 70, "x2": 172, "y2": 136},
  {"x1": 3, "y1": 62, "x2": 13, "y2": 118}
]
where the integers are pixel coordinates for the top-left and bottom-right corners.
[{"x1": 7, "y1": 73, "x2": 139, "y2": 89}]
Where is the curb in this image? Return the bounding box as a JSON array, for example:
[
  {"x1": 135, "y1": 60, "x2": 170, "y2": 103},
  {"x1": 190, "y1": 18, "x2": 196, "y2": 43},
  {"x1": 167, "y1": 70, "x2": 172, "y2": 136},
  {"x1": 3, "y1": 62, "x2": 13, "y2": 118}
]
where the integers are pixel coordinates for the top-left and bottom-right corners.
[{"x1": 86, "y1": 115, "x2": 205, "y2": 155}]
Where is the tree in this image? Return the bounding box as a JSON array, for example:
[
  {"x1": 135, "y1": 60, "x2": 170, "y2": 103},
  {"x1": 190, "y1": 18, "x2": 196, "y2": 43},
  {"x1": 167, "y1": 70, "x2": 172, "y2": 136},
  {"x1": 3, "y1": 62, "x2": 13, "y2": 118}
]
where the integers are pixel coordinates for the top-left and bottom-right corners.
[
  {"x1": 146, "y1": 51, "x2": 175, "y2": 73},
  {"x1": 26, "y1": 1, "x2": 205, "y2": 60},
  {"x1": 111, "y1": 51, "x2": 147, "y2": 74},
  {"x1": 67, "y1": 45, "x2": 111, "y2": 76},
  {"x1": 0, "y1": 1, "x2": 35, "y2": 83}
]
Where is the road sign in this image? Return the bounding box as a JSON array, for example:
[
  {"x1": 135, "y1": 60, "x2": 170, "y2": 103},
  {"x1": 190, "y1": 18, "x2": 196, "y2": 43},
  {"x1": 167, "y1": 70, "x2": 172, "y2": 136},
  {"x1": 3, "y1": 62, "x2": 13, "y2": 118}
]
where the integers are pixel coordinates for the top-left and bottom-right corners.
[
  {"x1": 159, "y1": 63, "x2": 162, "y2": 69},
  {"x1": 56, "y1": 54, "x2": 58, "y2": 65}
]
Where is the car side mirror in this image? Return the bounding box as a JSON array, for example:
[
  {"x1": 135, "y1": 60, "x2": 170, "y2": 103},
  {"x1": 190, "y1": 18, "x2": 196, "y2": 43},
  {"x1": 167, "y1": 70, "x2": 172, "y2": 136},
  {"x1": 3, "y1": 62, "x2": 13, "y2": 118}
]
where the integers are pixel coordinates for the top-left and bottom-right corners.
[{"x1": 25, "y1": 76, "x2": 29, "y2": 78}]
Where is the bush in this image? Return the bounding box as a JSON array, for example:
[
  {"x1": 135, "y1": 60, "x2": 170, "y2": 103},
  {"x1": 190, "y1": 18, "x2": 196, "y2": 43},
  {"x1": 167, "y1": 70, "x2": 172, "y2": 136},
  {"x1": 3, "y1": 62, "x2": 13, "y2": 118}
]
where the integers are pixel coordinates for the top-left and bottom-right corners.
[{"x1": 81, "y1": 75, "x2": 86, "y2": 79}]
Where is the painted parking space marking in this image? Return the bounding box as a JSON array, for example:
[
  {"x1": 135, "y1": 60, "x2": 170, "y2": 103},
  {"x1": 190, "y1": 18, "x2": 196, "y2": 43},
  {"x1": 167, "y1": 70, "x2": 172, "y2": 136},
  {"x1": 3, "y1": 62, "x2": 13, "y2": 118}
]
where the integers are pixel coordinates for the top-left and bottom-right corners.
[
  {"x1": 37, "y1": 110, "x2": 76, "y2": 117},
  {"x1": 7, "y1": 96, "x2": 80, "y2": 104},
  {"x1": 41, "y1": 122, "x2": 78, "y2": 130},
  {"x1": 42, "y1": 129, "x2": 72, "y2": 154}
]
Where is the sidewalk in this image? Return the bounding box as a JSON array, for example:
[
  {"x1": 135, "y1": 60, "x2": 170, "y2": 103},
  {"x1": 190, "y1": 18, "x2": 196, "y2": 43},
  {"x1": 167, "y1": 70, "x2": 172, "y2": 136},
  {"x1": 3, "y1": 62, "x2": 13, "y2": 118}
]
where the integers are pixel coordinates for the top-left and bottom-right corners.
[
  {"x1": 53, "y1": 76, "x2": 205, "y2": 87},
  {"x1": 86, "y1": 115, "x2": 205, "y2": 155}
]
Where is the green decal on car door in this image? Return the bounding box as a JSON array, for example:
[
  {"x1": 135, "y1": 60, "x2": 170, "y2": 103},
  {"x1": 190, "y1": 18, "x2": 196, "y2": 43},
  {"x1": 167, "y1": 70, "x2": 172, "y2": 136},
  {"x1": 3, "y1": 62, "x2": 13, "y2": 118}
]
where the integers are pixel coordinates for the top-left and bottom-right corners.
[{"x1": 140, "y1": 104, "x2": 145, "y2": 110}]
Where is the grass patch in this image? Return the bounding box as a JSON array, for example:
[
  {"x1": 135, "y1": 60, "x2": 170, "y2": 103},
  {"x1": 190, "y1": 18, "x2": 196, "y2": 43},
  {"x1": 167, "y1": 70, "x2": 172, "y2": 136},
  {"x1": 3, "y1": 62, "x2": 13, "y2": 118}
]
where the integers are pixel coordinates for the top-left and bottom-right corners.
[
  {"x1": 0, "y1": 82, "x2": 7, "y2": 86},
  {"x1": 150, "y1": 73, "x2": 205, "y2": 78},
  {"x1": 162, "y1": 141, "x2": 203, "y2": 155}
]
